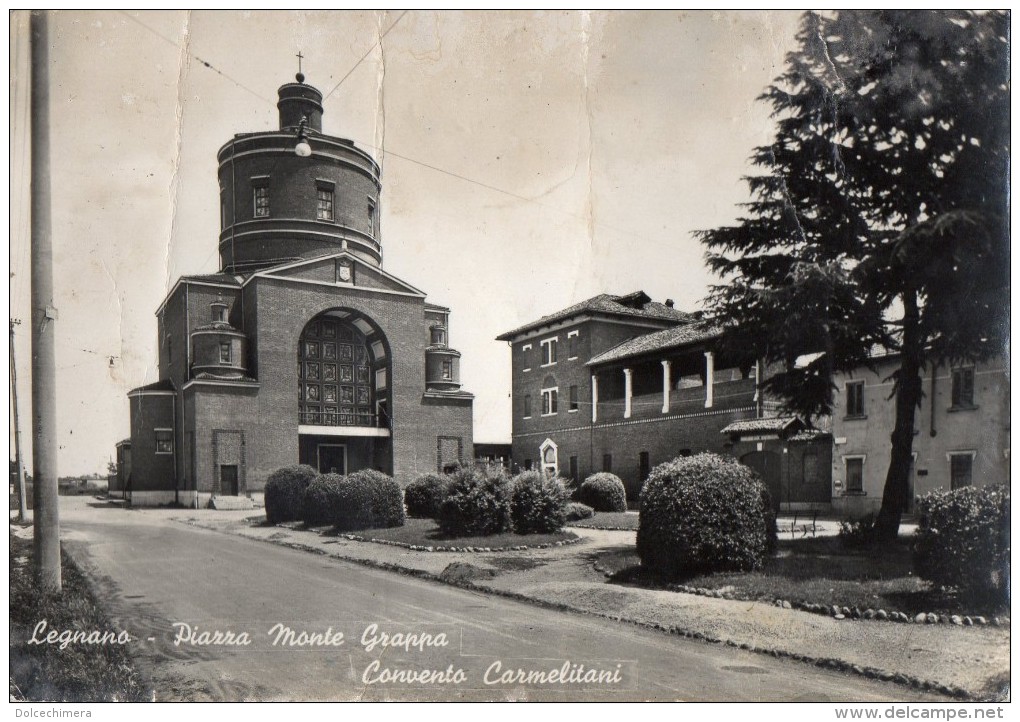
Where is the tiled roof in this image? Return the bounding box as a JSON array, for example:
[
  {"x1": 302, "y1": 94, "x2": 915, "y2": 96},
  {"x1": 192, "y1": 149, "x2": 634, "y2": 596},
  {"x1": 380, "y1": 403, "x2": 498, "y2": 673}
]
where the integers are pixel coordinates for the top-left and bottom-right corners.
[
  {"x1": 720, "y1": 417, "x2": 802, "y2": 435},
  {"x1": 789, "y1": 429, "x2": 830, "y2": 442},
  {"x1": 586, "y1": 323, "x2": 721, "y2": 366},
  {"x1": 193, "y1": 372, "x2": 257, "y2": 383},
  {"x1": 179, "y1": 273, "x2": 242, "y2": 286},
  {"x1": 128, "y1": 379, "x2": 175, "y2": 394},
  {"x1": 496, "y1": 291, "x2": 694, "y2": 341}
]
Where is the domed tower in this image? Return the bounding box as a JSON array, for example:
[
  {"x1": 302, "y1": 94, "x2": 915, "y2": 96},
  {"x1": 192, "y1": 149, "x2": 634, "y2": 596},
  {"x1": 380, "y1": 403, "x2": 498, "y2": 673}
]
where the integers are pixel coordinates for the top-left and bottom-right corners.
[
  {"x1": 216, "y1": 74, "x2": 383, "y2": 273},
  {"x1": 425, "y1": 323, "x2": 464, "y2": 393},
  {"x1": 190, "y1": 301, "x2": 250, "y2": 380}
]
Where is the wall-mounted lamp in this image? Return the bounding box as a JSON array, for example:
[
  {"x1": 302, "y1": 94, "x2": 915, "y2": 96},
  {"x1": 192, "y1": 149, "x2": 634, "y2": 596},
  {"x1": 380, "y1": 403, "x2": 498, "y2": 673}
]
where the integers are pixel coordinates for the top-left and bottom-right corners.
[{"x1": 294, "y1": 115, "x2": 312, "y2": 157}]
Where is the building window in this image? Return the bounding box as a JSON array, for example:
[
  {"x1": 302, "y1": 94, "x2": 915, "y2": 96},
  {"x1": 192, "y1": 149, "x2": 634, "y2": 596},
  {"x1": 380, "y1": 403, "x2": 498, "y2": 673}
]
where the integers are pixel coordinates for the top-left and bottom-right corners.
[
  {"x1": 523, "y1": 394, "x2": 532, "y2": 418},
  {"x1": 949, "y1": 453, "x2": 974, "y2": 489},
  {"x1": 219, "y1": 342, "x2": 231, "y2": 364},
  {"x1": 253, "y1": 184, "x2": 270, "y2": 218},
  {"x1": 568, "y1": 385, "x2": 578, "y2": 412},
  {"x1": 569, "y1": 455, "x2": 578, "y2": 482},
  {"x1": 441, "y1": 359, "x2": 453, "y2": 380},
  {"x1": 541, "y1": 337, "x2": 558, "y2": 366},
  {"x1": 220, "y1": 190, "x2": 228, "y2": 228},
  {"x1": 639, "y1": 451, "x2": 650, "y2": 481},
  {"x1": 316, "y1": 187, "x2": 335, "y2": 221},
  {"x1": 367, "y1": 198, "x2": 376, "y2": 228},
  {"x1": 521, "y1": 343, "x2": 533, "y2": 372},
  {"x1": 602, "y1": 454, "x2": 613, "y2": 473},
  {"x1": 951, "y1": 367, "x2": 975, "y2": 409},
  {"x1": 541, "y1": 387, "x2": 558, "y2": 416},
  {"x1": 845, "y1": 457, "x2": 864, "y2": 493},
  {"x1": 567, "y1": 331, "x2": 579, "y2": 360},
  {"x1": 155, "y1": 429, "x2": 173, "y2": 455},
  {"x1": 845, "y1": 380, "x2": 865, "y2": 418}
]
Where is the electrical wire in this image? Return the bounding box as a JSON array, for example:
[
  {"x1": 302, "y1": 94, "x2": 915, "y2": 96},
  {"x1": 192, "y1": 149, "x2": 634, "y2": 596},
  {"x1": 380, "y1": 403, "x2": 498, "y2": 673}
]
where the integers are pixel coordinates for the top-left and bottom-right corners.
[
  {"x1": 117, "y1": 11, "x2": 273, "y2": 104},
  {"x1": 322, "y1": 11, "x2": 409, "y2": 100}
]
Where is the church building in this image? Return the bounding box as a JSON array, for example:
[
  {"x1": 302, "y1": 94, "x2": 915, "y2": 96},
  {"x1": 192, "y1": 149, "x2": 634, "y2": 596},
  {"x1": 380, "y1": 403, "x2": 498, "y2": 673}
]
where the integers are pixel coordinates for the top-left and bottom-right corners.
[{"x1": 124, "y1": 73, "x2": 473, "y2": 507}]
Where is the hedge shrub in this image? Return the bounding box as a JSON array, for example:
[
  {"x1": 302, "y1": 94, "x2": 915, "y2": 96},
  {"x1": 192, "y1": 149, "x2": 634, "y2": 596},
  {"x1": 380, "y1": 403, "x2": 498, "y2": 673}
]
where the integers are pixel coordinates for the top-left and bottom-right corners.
[
  {"x1": 334, "y1": 469, "x2": 405, "y2": 531},
  {"x1": 565, "y1": 502, "x2": 595, "y2": 522},
  {"x1": 579, "y1": 473, "x2": 627, "y2": 512},
  {"x1": 404, "y1": 474, "x2": 451, "y2": 518},
  {"x1": 264, "y1": 464, "x2": 318, "y2": 524},
  {"x1": 637, "y1": 453, "x2": 777, "y2": 577},
  {"x1": 913, "y1": 484, "x2": 1010, "y2": 605},
  {"x1": 301, "y1": 471, "x2": 405, "y2": 530},
  {"x1": 438, "y1": 466, "x2": 512, "y2": 537},
  {"x1": 510, "y1": 471, "x2": 569, "y2": 534},
  {"x1": 301, "y1": 473, "x2": 346, "y2": 527}
]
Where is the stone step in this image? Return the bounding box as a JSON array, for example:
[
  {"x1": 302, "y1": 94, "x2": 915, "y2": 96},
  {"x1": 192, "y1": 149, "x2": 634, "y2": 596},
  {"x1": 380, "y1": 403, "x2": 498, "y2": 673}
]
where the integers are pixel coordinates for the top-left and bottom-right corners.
[{"x1": 210, "y1": 495, "x2": 255, "y2": 511}]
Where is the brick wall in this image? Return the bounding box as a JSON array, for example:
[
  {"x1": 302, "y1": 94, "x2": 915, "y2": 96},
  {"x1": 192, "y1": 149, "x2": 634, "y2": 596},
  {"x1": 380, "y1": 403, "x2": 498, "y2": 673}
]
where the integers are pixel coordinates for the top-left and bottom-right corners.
[{"x1": 128, "y1": 393, "x2": 175, "y2": 493}]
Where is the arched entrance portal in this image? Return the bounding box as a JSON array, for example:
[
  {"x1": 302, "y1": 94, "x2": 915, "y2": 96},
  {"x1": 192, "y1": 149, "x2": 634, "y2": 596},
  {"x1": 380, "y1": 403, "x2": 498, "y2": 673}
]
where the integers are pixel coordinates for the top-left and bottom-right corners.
[{"x1": 297, "y1": 310, "x2": 392, "y2": 476}]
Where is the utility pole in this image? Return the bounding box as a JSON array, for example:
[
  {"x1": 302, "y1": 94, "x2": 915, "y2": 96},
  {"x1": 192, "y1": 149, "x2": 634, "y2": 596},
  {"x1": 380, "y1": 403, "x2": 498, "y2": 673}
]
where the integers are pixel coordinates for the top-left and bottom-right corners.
[
  {"x1": 30, "y1": 9, "x2": 61, "y2": 592},
  {"x1": 10, "y1": 319, "x2": 28, "y2": 521}
]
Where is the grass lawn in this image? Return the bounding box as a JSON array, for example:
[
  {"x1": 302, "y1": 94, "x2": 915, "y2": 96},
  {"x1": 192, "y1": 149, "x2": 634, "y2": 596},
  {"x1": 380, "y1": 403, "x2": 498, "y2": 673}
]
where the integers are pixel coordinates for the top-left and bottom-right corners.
[
  {"x1": 9, "y1": 532, "x2": 150, "y2": 702},
  {"x1": 568, "y1": 511, "x2": 639, "y2": 531},
  {"x1": 329, "y1": 516, "x2": 578, "y2": 549},
  {"x1": 598, "y1": 535, "x2": 1007, "y2": 617}
]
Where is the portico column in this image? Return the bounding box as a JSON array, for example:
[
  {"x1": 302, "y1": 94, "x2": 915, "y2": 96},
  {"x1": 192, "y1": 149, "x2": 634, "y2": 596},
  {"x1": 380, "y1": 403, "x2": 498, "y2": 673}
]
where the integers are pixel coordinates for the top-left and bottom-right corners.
[
  {"x1": 591, "y1": 374, "x2": 599, "y2": 423},
  {"x1": 704, "y1": 351, "x2": 714, "y2": 408},
  {"x1": 623, "y1": 368, "x2": 633, "y2": 418},
  {"x1": 661, "y1": 360, "x2": 671, "y2": 413}
]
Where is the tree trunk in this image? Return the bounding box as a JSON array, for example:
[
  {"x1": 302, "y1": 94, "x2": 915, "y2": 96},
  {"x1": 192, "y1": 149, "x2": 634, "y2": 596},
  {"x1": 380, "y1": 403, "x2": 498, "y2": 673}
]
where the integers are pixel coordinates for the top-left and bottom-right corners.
[{"x1": 874, "y1": 290, "x2": 924, "y2": 541}]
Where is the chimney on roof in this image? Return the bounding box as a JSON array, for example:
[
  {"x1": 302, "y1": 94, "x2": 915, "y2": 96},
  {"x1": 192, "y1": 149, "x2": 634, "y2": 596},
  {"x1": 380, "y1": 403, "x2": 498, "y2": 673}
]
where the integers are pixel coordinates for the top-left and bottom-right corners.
[{"x1": 665, "y1": 299, "x2": 675, "y2": 308}]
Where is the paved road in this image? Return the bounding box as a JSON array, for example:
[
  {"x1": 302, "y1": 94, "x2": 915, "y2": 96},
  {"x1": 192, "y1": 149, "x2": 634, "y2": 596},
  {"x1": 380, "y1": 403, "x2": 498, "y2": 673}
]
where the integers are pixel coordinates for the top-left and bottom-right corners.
[{"x1": 54, "y1": 499, "x2": 938, "y2": 702}]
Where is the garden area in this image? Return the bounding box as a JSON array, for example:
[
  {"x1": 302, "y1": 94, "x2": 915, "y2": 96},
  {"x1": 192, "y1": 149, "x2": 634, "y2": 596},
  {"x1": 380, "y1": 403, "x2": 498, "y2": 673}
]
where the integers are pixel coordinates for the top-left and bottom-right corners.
[
  {"x1": 596, "y1": 454, "x2": 1010, "y2": 621},
  {"x1": 259, "y1": 453, "x2": 1008, "y2": 624},
  {"x1": 261, "y1": 461, "x2": 638, "y2": 549}
]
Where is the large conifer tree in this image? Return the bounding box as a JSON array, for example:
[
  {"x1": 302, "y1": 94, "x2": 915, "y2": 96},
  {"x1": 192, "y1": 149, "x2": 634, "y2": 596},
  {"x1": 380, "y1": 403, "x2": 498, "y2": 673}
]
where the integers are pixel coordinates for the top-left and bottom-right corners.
[{"x1": 698, "y1": 11, "x2": 1009, "y2": 538}]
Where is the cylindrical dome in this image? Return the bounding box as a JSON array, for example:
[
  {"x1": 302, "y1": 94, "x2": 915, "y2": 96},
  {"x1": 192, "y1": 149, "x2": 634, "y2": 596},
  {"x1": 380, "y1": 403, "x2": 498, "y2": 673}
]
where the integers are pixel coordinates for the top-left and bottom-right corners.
[
  {"x1": 216, "y1": 77, "x2": 383, "y2": 274},
  {"x1": 191, "y1": 321, "x2": 249, "y2": 379},
  {"x1": 277, "y1": 77, "x2": 323, "y2": 132},
  {"x1": 425, "y1": 346, "x2": 462, "y2": 392}
]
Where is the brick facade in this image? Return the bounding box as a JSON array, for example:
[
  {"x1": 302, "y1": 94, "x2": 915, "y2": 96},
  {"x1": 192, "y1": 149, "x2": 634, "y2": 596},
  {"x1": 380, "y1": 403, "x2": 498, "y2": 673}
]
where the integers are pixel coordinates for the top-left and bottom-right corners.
[
  {"x1": 499, "y1": 291, "x2": 832, "y2": 509},
  {"x1": 124, "y1": 75, "x2": 473, "y2": 506}
]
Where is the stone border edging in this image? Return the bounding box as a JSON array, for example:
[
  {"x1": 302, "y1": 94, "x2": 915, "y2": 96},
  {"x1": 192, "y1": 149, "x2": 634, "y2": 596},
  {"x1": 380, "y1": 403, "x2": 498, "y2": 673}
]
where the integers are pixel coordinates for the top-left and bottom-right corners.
[
  {"x1": 326, "y1": 531, "x2": 585, "y2": 553},
  {"x1": 180, "y1": 518, "x2": 995, "y2": 702},
  {"x1": 567, "y1": 523, "x2": 636, "y2": 532},
  {"x1": 592, "y1": 559, "x2": 1009, "y2": 629}
]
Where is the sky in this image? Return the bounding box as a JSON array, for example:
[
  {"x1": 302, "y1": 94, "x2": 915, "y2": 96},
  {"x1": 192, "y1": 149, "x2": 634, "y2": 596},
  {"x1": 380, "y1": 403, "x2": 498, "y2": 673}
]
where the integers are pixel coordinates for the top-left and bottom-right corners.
[{"x1": 8, "y1": 10, "x2": 804, "y2": 475}]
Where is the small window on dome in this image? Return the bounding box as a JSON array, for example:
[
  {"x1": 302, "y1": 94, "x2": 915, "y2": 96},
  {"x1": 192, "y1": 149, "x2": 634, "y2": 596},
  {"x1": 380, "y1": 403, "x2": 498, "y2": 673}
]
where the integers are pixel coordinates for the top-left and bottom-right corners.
[
  {"x1": 316, "y1": 184, "x2": 334, "y2": 221},
  {"x1": 220, "y1": 342, "x2": 232, "y2": 364}
]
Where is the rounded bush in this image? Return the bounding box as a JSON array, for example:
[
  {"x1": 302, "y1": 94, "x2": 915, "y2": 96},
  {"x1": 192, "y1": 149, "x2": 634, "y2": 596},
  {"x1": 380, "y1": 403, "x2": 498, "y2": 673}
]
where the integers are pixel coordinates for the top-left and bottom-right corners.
[
  {"x1": 301, "y1": 473, "x2": 346, "y2": 527},
  {"x1": 438, "y1": 466, "x2": 512, "y2": 538},
  {"x1": 637, "y1": 453, "x2": 777, "y2": 577},
  {"x1": 301, "y1": 471, "x2": 405, "y2": 530},
  {"x1": 264, "y1": 464, "x2": 319, "y2": 524},
  {"x1": 510, "y1": 471, "x2": 569, "y2": 534},
  {"x1": 579, "y1": 473, "x2": 627, "y2": 512},
  {"x1": 913, "y1": 484, "x2": 1009, "y2": 605},
  {"x1": 337, "y1": 469, "x2": 405, "y2": 531},
  {"x1": 404, "y1": 474, "x2": 451, "y2": 518},
  {"x1": 565, "y1": 502, "x2": 595, "y2": 522}
]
